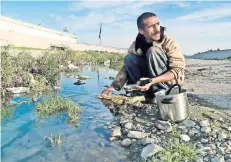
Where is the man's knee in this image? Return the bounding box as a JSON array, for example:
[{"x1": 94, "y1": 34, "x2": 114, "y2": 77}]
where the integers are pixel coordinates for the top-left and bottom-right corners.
[
  {"x1": 146, "y1": 46, "x2": 162, "y2": 56},
  {"x1": 146, "y1": 46, "x2": 167, "y2": 61},
  {"x1": 124, "y1": 54, "x2": 138, "y2": 65}
]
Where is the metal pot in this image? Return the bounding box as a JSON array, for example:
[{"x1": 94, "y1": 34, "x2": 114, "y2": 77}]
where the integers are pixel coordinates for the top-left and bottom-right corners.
[{"x1": 156, "y1": 84, "x2": 189, "y2": 122}]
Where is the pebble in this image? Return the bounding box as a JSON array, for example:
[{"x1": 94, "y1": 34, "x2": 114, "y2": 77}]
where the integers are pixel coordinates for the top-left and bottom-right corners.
[
  {"x1": 218, "y1": 132, "x2": 227, "y2": 141},
  {"x1": 180, "y1": 119, "x2": 196, "y2": 127},
  {"x1": 121, "y1": 138, "x2": 132, "y2": 147},
  {"x1": 154, "y1": 120, "x2": 172, "y2": 132},
  {"x1": 180, "y1": 134, "x2": 190, "y2": 142},
  {"x1": 201, "y1": 138, "x2": 209, "y2": 143},
  {"x1": 127, "y1": 131, "x2": 146, "y2": 139},
  {"x1": 140, "y1": 138, "x2": 155, "y2": 146},
  {"x1": 124, "y1": 122, "x2": 133, "y2": 130},
  {"x1": 200, "y1": 120, "x2": 210, "y2": 127},
  {"x1": 201, "y1": 127, "x2": 211, "y2": 133},
  {"x1": 141, "y1": 143, "x2": 164, "y2": 159}
]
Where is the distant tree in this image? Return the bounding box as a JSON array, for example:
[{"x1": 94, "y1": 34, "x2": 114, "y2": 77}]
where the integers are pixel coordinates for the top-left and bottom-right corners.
[
  {"x1": 63, "y1": 27, "x2": 69, "y2": 33},
  {"x1": 217, "y1": 48, "x2": 220, "y2": 51}
]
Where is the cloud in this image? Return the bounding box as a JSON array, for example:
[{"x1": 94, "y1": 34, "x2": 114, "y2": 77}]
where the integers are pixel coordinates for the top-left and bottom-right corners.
[
  {"x1": 49, "y1": 1, "x2": 231, "y2": 55},
  {"x1": 176, "y1": 4, "x2": 231, "y2": 21}
]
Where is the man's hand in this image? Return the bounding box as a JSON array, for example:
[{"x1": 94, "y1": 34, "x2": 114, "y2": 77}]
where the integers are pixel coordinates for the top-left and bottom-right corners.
[
  {"x1": 135, "y1": 82, "x2": 153, "y2": 91},
  {"x1": 98, "y1": 86, "x2": 115, "y2": 99}
]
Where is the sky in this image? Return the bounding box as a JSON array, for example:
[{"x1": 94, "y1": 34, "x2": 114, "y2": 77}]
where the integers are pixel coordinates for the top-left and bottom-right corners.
[{"x1": 1, "y1": 0, "x2": 231, "y2": 55}]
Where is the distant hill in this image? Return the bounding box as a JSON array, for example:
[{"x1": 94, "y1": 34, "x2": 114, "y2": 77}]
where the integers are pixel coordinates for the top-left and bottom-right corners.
[{"x1": 191, "y1": 49, "x2": 231, "y2": 60}]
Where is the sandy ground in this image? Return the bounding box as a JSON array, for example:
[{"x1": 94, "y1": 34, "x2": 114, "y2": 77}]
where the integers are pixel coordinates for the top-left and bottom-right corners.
[{"x1": 184, "y1": 59, "x2": 231, "y2": 116}]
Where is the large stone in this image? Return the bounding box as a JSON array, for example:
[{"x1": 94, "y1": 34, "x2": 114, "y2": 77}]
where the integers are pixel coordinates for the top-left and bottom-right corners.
[
  {"x1": 6, "y1": 87, "x2": 30, "y2": 94},
  {"x1": 141, "y1": 143, "x2": 164, "y2": 159},
  {"x1": 127, "y1": 131, "x2": 146, "y2": 139},
  {"x1": 154, "y1": 120, "x2": 172, "y2": 132},
  {"x1": 180, "y1": 119, "x2": 196, "y2": 127},
  {"x1": 121, "y1": 138, "x2": 132, "y2": 147}
]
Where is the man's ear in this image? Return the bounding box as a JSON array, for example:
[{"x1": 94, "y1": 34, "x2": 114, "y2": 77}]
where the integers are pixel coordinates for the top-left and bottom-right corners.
[{"x1": 138, "y1": 28, "x2": 144, "y2": 35}]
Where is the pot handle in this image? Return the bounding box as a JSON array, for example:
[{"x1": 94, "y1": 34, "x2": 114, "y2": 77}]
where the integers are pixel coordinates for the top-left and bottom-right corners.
[
  {"x1": 161, "y1": 97, "x2": 175, "y2": 104},
  {"x1": 165, "y1": 84, "x2": 182, "y2": 95}
]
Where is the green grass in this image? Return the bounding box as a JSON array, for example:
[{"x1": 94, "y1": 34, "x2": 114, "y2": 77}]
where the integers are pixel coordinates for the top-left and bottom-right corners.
[
  {"x1": 35, "y1": 94, "x2": 82, "y2": 127},
  {"x1": 43, "y1": 133, "x2": 63, "y2": 147},
  {"x1": 152, "y1": 140, "x2": 198, "y2": 162},
  {"x1": 1, "y1": 45, "x2": 125, "y2": 92}
]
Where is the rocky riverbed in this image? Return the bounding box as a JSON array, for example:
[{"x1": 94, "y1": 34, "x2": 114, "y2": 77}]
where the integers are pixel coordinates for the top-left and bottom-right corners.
[{"x1": 100, "y1": 58, "x2": 231, "y2": 162}]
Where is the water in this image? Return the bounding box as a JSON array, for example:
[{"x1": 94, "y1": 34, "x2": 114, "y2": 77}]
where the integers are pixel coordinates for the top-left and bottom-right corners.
[
  {"x1": 191, "y1": 49, "x2": 231, "y2": 59},
  {"x1": 1, "y1": 66, "x2": 129, "y2": 162}
]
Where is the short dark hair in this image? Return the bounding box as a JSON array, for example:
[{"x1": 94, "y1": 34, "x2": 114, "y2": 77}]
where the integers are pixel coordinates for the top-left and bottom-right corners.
[{"x1": 137, "y1": 12, "x2": 157, "y2": 29}]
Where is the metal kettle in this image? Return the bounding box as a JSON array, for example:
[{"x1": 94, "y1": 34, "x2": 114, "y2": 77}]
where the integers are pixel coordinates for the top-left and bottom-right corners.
[{"x1": 156, "y1": 84, "x2": 189, "y2": 122}]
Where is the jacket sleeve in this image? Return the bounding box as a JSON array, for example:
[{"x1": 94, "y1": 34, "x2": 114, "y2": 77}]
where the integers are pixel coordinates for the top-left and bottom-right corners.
[
  {"x1": 163, "y1": 35, "x2": 186, "y2": 85},
  {"x1": 110, "y1": 65, "x2": 127, "y2": 90}
]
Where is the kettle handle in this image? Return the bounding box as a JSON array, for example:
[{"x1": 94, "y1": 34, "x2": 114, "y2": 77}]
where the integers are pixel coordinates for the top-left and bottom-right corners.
[
  {"x1": 165, "y1": 84, "x2": 182, "y2": 95},
  {"x1": 161, "y1": 97, "x2": 174, "y2": 104}
]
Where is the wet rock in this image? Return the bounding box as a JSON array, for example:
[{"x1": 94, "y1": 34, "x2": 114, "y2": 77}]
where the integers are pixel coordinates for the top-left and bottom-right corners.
[
  {"x1": 140, "y1": 138, "x2": 155, "y2": 146},
  {"x1": 111, "y1": 127, "x2": 122, "y2": 137},
  {"x1": 121, "y1": 138, "x2": 132, "y2": 147},
  {"x1": 200, "y1": 120, "x2": 210, "y2": 127},
  {"x1": 180, "y1": 119, "x2": 196, "y2": 127},
  {"x1": 154, "y1": 120, "x2": 172, "y2": 132},
  {"x1": 74, "y1": 80, "x2": 85, "y2": 85},
  {"x1": 180, "y1": 134, "x2": 190, "y2": 142},
  {"x1": 127, "y1": 131, "x2": 146, "y2": 139},
  {"x1": 6, "y1": 87, "x2": 30, "y2": 94},
  {"x1": 141, "y1": 143, "x2": 164, "y2": 159},
  {"x1": 210, "y1": 155, "x2": 225, "y2": 162},
  {"x1": 124, "y1": 122, "x2": 133, "y2": 130}
]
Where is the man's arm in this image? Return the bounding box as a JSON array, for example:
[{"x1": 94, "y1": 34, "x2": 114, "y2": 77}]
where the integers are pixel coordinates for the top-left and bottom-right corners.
[{"x1": 110, "y1": 65, "x2": 128, "y2": 90}]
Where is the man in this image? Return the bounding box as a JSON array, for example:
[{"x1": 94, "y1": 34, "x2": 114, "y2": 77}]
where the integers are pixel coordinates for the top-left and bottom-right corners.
[{"x1": 99, "y1": 12, "x2": 185, "y2": 101}]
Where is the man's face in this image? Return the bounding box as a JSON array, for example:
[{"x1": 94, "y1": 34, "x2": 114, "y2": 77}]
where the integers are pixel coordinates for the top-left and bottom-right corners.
[{"x1": 139, "y1": 16, "x2": 161, "y2": 41}]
